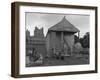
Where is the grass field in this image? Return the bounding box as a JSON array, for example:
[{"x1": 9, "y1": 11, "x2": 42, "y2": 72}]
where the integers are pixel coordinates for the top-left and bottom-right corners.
[{"x1": 26, "y1": 54, "x2": 89, "y2": 67}]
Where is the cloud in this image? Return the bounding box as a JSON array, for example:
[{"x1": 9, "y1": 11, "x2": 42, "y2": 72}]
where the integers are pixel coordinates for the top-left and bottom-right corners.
[{"x1": 26, "y1": 13, "x2": 90, "y2": 37}]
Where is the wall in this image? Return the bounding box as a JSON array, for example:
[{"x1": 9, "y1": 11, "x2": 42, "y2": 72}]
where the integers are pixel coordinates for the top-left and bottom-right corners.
[{"x1": 0, "y1": 0, "x2": 100, "y2": 80}]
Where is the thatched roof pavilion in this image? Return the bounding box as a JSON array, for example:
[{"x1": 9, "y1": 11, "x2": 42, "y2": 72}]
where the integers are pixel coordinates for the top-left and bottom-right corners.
[{"x1": 46, "y1": 16, "x2": 80, "y2": 56}]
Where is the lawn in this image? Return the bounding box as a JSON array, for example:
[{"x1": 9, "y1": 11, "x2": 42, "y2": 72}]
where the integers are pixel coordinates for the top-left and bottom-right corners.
[{"x1": 26, "y1": 54, "x2": 89, "y2": 67}]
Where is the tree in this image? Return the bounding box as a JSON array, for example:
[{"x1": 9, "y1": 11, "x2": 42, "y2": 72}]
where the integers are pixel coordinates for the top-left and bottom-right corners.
[
  {"x1": 80, "y1": 32, "x2": 89, "y2": 48},
  {"x1": 74, "y1": 35, "x2": 80, "y2": 44}
]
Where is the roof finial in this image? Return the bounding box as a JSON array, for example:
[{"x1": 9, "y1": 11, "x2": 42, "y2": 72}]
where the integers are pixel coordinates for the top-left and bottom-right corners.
[{"x1": 62, "y1": 16, "x2": 66, "y2": 20}]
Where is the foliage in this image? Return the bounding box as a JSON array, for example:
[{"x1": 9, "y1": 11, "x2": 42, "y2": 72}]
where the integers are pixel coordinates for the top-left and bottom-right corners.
[
  {"x1": 74, "y1": 32, "x2": 90, "y2": 48},
  {"x1": 80, "y1": 32, "x2": 89, "y2": 48}
]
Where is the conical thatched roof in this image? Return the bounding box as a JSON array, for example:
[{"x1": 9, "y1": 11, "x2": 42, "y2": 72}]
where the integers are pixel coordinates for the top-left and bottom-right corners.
[{"x1": 48, "y1": 16, "x2": 79, "y2": 33}]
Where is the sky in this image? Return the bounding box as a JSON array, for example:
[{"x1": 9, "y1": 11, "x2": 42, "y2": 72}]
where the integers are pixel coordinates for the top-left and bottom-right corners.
[{"x1": 25, "y1": 12, "x2": 90, "y2": 37}]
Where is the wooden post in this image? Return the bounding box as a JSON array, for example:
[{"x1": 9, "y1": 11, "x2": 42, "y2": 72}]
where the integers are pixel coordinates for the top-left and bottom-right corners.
[{"x1": 61, "y1": 32, "x2": 64, "y2": 49}]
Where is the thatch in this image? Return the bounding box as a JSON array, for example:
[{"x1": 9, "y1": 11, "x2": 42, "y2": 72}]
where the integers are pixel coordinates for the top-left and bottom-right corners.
[{"x1": 48, "y1": 16, "x2": 80, "y2": 33}]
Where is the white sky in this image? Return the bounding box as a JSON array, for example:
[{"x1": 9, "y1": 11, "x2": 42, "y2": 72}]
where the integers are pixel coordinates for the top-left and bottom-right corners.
[{"x1": 25, "y1": 12, "x2": 90, "y2": 37}]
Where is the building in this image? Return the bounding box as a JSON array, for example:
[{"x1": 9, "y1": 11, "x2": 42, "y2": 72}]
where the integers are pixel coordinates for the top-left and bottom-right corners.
[
  {"x1": 26, "y1": 27, "x2": 46, "y2": 58},
  {"x1": 46, "y1": 16, "x2": 80, "y2": 57}
]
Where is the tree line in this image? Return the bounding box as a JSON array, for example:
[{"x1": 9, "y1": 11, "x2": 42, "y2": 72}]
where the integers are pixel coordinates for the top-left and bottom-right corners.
[{"x1": 75, "y1": 32, "x2": 89, "y2": 48}]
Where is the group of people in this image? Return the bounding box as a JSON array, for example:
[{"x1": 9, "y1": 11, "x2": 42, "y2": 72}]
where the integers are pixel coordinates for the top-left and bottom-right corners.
[
  {"x1": 50, "y1": 41, "x2": 83, "y2": 59},
  {"x1": 29, "y1": 48, "x2": 42, "y2": 62},
  {"x1": 50, "y1": 47, "x2": 68, "y2": 60}
]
